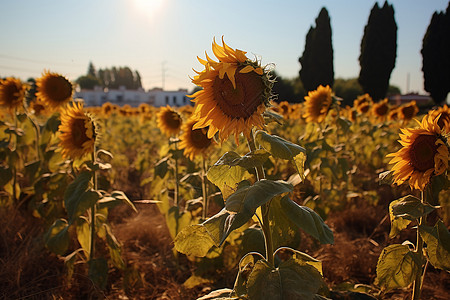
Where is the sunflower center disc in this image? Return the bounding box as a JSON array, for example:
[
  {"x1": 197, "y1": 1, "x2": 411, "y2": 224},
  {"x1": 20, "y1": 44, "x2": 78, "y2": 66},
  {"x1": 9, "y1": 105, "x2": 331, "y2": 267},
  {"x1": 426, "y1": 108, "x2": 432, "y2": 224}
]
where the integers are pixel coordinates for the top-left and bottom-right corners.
[
  {"x1": 72, "y1": 118, "x2": 89, "y2": 147},
  {"x1": 45, "y1": 76, "x2": 72, "y2": 102},
  {"x1": 212, "y1": 70, "x2": 264, "y2": 119},
  {"x1": 409, "y1": 134, "x2": 438, "y2": 172},
  {"x1": 191, "y1": 128, "x2": 211, "y2": 149},
  {"x1": 165, "y1": 112, "x2": 182, "y2": 129}
]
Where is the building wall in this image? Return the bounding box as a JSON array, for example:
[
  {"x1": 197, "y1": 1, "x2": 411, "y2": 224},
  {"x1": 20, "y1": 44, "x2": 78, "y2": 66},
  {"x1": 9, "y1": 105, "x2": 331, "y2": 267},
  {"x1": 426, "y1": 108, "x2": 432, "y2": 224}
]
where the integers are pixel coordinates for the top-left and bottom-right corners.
[{"x1": 75, "y1": 86, "x2": 190, "y2": 107}]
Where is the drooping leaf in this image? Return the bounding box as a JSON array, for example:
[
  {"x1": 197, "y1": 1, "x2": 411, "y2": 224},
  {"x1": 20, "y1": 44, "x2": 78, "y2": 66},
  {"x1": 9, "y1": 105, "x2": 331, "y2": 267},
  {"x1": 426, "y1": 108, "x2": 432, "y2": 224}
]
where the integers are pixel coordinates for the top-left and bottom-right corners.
[
  {"x1": 64, "y1": 171, "x2": 98, "y2": 224},
  {"x1": 375, "y1": 244, "x2": 422, "y2": 291},
  {"x1": 255, "y1": 130, "x2": 307, "y2": 179},
  {"x1": 225, "y1": 179, "x2": 292, "y2": 213},
  {"x1": 279, "y1": 196, "x2": 334, "y2": 244},
  {"x1": 388, "y1": 199, "x2": 412, "y2": 238},
  {"x1": 246, "y1": 257, "x2": 323, "y2": 300},
  {"x1": 269, "y1": 196, "x2": 302, "y2": 250},
  {"x1": 154, "y1": 157, "x2": 169, "y2": 178},
  {"x1": 88, "y1": 257, "x2": 108, "y2": 289},
  {"x1": 104, "y1": 223, "x2": 125, "y2": 270},
  {"x1": 419, "y1": 221, "x2": 450, "y2": 271},
  {"x1": 97, "y1": 190, "x2": 137, "y2": 212},
  {"x1": 206, "y1": 151, "x2": 253, "y2": 200},
  {"x1": 378, "y1": 170, "x2": 394, "y2": 185},
  {"x1": 76, "y1": 217, "x2": 91, "y2": 256},
  {"x1": 44, "y1": 218, "x2": 70, "y2": 255},
  {"x1": 391, "y1": 195, "x2": 436, "y2": 220},
  {"x1": 174, "y1": 224, "x2": 216, "y2": 257}
]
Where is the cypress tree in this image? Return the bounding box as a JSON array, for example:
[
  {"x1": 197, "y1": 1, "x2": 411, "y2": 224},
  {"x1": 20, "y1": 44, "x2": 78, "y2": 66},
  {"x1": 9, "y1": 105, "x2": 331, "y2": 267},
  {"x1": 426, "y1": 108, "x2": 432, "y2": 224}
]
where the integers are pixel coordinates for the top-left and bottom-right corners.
[
  {"x1": 358, "y1": 1, "x2": 397, "y2": 101},
  {"x1": 421, "y1": 2, "x2": 450, "y2": 104},
  {"x1": 299, "y1": 7, "x2": 334, "y2": 92}
]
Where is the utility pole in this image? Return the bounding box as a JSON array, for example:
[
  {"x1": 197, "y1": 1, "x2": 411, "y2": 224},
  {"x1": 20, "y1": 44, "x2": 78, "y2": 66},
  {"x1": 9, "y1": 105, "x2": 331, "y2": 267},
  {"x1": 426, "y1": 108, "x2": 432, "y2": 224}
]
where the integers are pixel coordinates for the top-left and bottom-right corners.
[{"x1": 162, "y1": 61, "x2": 167, "y2": 90}]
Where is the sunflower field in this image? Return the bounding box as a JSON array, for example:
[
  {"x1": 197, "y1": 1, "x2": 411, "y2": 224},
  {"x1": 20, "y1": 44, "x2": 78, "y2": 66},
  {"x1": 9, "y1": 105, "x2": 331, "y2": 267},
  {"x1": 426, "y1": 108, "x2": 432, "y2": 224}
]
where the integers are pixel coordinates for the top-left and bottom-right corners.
[{"x1": 1, "y1": 40, "x2": 449, "y2": 300}]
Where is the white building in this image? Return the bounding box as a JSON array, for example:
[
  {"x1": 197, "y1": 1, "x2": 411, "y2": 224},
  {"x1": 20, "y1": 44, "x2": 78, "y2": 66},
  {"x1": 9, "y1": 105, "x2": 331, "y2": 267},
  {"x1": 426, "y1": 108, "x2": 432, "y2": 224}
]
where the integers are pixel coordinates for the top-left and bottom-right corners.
[{"x1": 74, "y1": 86, "x2": 191, "y2": 107}]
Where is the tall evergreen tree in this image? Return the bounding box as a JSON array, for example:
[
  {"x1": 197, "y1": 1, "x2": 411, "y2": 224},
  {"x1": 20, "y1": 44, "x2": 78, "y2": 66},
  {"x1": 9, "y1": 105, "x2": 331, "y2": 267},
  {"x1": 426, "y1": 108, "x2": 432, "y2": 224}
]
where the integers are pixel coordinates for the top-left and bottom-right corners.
[
  {"x1": 421, "y1": 2, "x2": 450, "y2": 104},
  {"x1": 299, "y1": 7, "x2": 334, "y2": 92},
  {"x1": 358, "y1": 1, "x2": 397, "y2": 101},
  {"x1": 87, "y1": 61, "x2": 96, "y2": 77}
]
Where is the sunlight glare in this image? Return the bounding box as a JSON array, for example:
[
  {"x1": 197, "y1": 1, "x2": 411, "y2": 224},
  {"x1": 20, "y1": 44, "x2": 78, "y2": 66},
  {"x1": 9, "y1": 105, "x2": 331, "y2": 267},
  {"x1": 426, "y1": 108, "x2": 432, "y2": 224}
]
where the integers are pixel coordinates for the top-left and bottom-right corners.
[{"x1": 132, "y1": 0, "x2": 165, "y2": 18}]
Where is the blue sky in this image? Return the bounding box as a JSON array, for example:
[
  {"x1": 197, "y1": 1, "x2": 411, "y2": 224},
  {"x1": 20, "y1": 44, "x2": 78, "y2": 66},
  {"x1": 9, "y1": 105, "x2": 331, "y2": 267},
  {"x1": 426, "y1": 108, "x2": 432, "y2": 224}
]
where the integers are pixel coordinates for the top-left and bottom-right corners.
[{"x1": 1, "y1": 0, "x2": 448, "y2": 96}]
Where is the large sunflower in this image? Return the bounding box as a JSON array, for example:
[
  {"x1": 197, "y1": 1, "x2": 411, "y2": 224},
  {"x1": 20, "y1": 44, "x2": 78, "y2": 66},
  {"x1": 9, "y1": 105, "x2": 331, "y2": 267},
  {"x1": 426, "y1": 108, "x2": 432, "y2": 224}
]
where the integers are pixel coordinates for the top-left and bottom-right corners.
[
  {"x1": 179, "y1": 118, "x2": 214, "y2": 161},
  {"x1": 188, "y1": 38, "x2": 273, "y2": 143},
  {"x1": 302, "y1": 85, "x2": 333, "y2": 123},
  {"x1": 58, "y1": 102, "x2": 96, "y2": 159},
  {"x1": 36, "y1": 71, "x2": 73, "y2": 110},
  {"x1": 387, "y1": 115, "x2": 449, "y2": 191},
  {"x1": 156, "y1": 105, "x2": 182, "y2": 137},
  {"x1": 0, "y1": 77, "x2": 26, "y2": 110}
]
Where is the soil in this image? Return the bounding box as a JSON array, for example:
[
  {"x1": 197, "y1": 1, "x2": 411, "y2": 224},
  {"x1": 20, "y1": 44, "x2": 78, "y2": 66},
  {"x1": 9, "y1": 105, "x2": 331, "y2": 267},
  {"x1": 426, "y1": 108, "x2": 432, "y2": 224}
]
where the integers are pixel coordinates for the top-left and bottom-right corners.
[{"x1": 1, "y1": 194, "x2": 449, "y2": 300}]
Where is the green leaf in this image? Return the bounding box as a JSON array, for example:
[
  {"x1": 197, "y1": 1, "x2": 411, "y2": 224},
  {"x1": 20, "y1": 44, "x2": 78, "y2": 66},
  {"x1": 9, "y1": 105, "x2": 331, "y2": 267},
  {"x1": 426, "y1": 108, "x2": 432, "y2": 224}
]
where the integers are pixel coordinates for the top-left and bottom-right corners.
[
  {"x1": 247, "y1": 257, "x2": 323, "y2": 300},
  {"x1": 88, "y1": 257, "x2": 108, "y2": 289},
  {"x1": 97, "y1": 190, "x2": 137, "y2": 212},
  {"x1": 391, "y1": 195, "x2": 436, "y2": 220},
  {"x1": 269, "y1": 196, "x2": 302, "y2": 250},
  {"x1": 154, "y1": 157, "x2": 169, "y2": 178},
  {"x1": 274, "y1": 247, "x2": 323, "y2": 275},
  {"x1": 44, "y1": 218, "x2": 70, "y2": 255},
  {"x1": 76, "y1": 217, "x2": 91, "y2": 256},
  {"x1": 255, "y1": 130, "x2": 307, "y2": 179},
  {"x1": 263, "y1": 110, "x2": 284, "y2": 125},
  {"x1": 388, "y1": 199, "x2": 412, "y2": 238},
  {"x1": 166, "y1": 206, "x2": 193, "y2": 240},
  {"x1": 174, "y1": 224, "x2": 216, "y2": 257},
  {"x1": 64, "y1": 171, "x2": 99, "y2": 224},
  {"x1": 104, "y1": 224, "x2": 125, "y2": 270},
  {"x1": 375, "y1": 244, "x2": 422, "y2": 291},
  {"x1": 207, "y1": 151, "x2": 253, "y2": 200},
  {"x1": 419, "y1": 221, "x2": 450, "y2": 271},
  {"x1": 378, "y1": 170, "x2": 394, "y2": 185},
  {"x1": 226, "y1": 179, "x2": 292, "y2": 213},
  {"x1": 279, "y1": 196, "x2": 334, "y2": 244}
]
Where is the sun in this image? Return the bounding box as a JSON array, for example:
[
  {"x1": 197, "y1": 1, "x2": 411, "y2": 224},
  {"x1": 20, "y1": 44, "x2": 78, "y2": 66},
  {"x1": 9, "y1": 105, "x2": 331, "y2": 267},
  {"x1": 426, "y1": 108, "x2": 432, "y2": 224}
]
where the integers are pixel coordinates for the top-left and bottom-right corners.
[{"x1": 132, "y1": 0, "x2": 165, "y2": 17}]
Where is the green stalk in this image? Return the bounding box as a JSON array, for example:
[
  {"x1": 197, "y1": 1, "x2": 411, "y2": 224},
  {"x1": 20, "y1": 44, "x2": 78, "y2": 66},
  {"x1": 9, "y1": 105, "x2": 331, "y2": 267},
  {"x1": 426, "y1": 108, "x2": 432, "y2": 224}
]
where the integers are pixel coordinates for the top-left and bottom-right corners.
[
  {"x1": 174, "y1": 139, "x2": 180, "y2": 208},
  {"x1": 412, "y1": 190, "x2": 426, "y2": 300},
  {"x1": 247, "y1": 131, "x2": 274, "y2": 266},
  {"x1": 90, "y1": 150, "x2": 98, "y2": 261},
  {"x1": 201, "y1": 157, "x2": 208, "y2": 220}
]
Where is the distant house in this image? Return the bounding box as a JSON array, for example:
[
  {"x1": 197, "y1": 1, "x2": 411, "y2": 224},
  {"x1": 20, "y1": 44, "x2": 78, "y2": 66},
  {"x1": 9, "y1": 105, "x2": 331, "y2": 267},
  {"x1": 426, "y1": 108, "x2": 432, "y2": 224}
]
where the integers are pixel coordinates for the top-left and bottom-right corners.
[
  {"x1": 388, "y1": 93, "x2": 433, "y2": 106},
  {"x1": 74, "y1": 86, "x2": 191, "y2": 107}
]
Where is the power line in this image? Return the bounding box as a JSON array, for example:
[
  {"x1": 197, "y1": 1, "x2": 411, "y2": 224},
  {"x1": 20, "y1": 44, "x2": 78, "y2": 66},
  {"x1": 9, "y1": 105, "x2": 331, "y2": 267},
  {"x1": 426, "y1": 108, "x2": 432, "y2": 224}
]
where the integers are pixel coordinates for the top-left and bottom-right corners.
[{"x1": 0, "y1": 54, "x2": 85, "y2": 67}]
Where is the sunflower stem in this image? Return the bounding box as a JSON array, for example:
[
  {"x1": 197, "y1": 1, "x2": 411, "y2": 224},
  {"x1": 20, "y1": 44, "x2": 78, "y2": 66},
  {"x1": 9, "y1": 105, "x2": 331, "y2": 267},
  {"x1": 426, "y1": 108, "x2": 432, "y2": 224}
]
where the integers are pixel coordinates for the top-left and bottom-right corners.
[
  {"x1": 201, "y1": 157, "x2": 208, "y2": 220},
  {"x1": 173, "y1": 139, "x2": 180, "y2": 208},
  {"x1": 89, "y1": 150, "x2": 98, "y2": 262},
  {"x1": 412, "y1": 190, "x2": 426, "y2": 300},
  {"x1": 247, "y1": 131, "x2": 273, "y2": 266}
]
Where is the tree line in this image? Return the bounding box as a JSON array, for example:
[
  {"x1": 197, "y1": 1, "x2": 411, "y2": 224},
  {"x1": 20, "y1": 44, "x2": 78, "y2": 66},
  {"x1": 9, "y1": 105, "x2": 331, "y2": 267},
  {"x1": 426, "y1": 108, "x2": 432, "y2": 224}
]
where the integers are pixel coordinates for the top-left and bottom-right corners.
[
  {"x1": 295, "y1": 0, "x2": 449, "y2": 105},
  {"x1": 76, "y1": 62, "x2": 142, "y2": 90}
]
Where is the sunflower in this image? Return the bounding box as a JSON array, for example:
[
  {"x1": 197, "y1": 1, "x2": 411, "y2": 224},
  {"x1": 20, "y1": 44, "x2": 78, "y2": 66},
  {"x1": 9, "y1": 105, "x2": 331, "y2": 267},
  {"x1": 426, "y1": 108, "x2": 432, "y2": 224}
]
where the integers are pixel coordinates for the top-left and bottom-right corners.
[
  {"x1": 36, "y1": 71, "x2": 73, "y2": 110},
  {"x1": 371, "y1": 98, "x2": 390, "y2": 121},
  {"x1": 427, "y1": 104, "x2": 450, "y2": 132},
  {"x1": 188, "y1": 38, "x2": 273, "y2": 143},
  {"x1": 156, "y1": 105, "x2": 183, "y2": 137},
  {"x1": 0, "y1": 77, "x2": 26, "y2": 110},
  {"x1": 302, "y1": 85, "x2": 333, "y2": 123},
  {"x1": 58, "y1": 101, "x2": 96, "y2": 159},
  {"x1": 388, "y1": 107, "x2": 400, "y2": 122},
  {"x1": 179, "y1": 118, "x2": 214, "y2": 161},
  {"x1": 387, "y1": 114, "x2": 449, "y2": 190},
  {"x1": 354, "y1": 94, "x2": 372, "y2": 114},
  {"x1": 399, "y1": 101, "x2": 419, "y2": 122}
]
